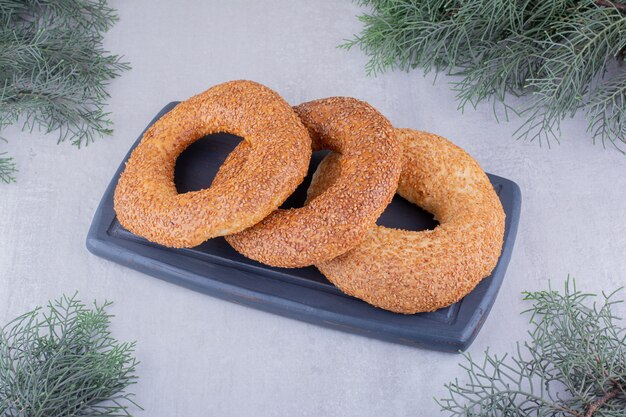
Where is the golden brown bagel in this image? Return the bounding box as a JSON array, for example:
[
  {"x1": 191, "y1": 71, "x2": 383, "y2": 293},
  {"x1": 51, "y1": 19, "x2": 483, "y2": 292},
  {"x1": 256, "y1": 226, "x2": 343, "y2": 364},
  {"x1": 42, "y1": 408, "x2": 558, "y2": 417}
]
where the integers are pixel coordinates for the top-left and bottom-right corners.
[
  {"x1": 225, "y1": 97, "x2": 402, "y2": 268},
  {"x1": 310, "y1": 129, "x2": 505, "y2": 314},
  {"x1": 113, "y1": 80, "x2": 311, "y2": 248}
]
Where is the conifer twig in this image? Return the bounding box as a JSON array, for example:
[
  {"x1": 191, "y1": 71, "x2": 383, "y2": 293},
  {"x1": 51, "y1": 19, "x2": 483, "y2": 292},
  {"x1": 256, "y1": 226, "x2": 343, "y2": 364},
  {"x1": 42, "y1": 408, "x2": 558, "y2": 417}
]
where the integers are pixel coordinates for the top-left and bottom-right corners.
[
  {"x1": 439, "y1": 278, "x2": 626, "y2": 416},
  {"x1": 0, "y1": 293, "x2": 141, "y2": 416},
  {"x1": 0, "y1": 0, "x2": 129, "y2": 183},
  {"x1": 345, "y1": 0, "x2": 626, "y2": 152}
]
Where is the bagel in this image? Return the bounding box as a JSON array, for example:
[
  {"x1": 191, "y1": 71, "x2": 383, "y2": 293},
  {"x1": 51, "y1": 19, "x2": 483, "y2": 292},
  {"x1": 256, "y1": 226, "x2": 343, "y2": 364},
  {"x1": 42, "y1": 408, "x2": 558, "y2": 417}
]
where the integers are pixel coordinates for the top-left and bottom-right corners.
[
  {"x1": 309, "y1": 129, "x2": 505, "y2": 314},
  {"x1": 113, "y1": 80, "x2": 311, "y2": 248},
  {"x1": 225, "y1": 97, "x2": 402, "y2": 268}
]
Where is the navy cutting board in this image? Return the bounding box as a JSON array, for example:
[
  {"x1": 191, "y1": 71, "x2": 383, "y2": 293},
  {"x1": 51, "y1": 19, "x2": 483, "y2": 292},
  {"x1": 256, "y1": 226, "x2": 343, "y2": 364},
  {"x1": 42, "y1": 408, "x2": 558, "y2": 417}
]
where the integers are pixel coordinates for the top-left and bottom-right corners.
[{"x1": 87, "y1": 102, "x2": 522, "y2": 352}]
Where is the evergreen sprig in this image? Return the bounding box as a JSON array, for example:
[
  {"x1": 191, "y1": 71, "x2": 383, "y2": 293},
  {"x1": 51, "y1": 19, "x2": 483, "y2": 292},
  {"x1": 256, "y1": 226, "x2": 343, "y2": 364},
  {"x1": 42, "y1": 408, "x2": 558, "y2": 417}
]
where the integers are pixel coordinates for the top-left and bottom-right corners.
[
  {"x1": 0, "y1": 153, "x2": 16, "y2": 184},
  {"x1": 0, "y1": 0, "x2": 129, "y2": 183},
  {"x1": 0, "y1": 294, "x2": 140, "y2": 417},
  {"x1": 344, "y1": 0, "x2": 626, "y2": 151},
  {"x1": 439, "y1": 279, "x2": 626, "y2": 416}
]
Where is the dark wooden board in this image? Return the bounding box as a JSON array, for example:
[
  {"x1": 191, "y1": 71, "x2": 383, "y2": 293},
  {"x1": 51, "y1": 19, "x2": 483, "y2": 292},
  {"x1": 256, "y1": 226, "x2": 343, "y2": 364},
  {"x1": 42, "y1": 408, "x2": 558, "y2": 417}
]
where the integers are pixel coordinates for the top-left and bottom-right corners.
[{"x1": 86, "y1": 102, "x2": 522, "y2": 352}]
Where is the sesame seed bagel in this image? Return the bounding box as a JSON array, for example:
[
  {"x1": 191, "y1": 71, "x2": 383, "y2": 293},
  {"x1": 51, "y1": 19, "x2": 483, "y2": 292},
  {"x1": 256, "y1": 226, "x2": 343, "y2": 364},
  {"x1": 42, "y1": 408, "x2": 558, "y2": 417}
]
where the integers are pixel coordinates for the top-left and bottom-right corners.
[
  {"x1": 310, "y1": 129, "x2": 505, "y2": 314},
  {"x1": 225, "y1": 97, "x2": 403, "y2": 268},
  {"x1": 113, "y1": 80, "x2": 311, "y2": 248}
]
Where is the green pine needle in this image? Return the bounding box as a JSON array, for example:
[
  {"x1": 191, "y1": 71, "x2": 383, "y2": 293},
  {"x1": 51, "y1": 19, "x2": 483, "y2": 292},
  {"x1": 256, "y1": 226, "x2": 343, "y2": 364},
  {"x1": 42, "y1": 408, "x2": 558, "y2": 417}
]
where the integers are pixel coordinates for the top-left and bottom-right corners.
[
  {"x1": 0, "y1": 153, "x2": 16, "y2": 184},
  {"x1": 345, "y1": 0, "x2": 626, "y2": 152},
  {"x1": 0, "y1": 0, "x2": 130, "y2": 183},
  {"x1": 0, "y1": 293, "x2": 141, "y2": 417},
  {"x1": 439, "y1": 278, "x2": 626, "y2": 416}
]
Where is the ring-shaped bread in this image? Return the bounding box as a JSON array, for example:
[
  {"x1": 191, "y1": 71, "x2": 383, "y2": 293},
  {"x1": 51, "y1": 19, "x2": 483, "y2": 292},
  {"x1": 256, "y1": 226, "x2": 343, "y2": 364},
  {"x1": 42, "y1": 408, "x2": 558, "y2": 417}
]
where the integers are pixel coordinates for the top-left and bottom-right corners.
[
  {"x1": 225, "y1": 97, "x2": 403, "y2": 268},
  {"x1": 113, "y1": 80, "x2": 311, "y2": 248},
  {"x1": 309, "y1": 129, "x2": 506, "y2": 314}
]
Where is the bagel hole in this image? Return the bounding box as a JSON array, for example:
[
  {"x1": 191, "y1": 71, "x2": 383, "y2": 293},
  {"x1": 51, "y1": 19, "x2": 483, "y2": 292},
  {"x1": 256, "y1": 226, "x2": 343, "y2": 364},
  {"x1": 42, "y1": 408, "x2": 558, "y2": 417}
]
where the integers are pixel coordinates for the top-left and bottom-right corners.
[
  {"x1": 376, "y1": 195, "x2": 439, "y2": 231},
  {"x1": 174, "y1": 133, "x2": 243, "y2": 193},
  {"x1": 175, "y1": 141, "x2": 438, "y2": 232}
]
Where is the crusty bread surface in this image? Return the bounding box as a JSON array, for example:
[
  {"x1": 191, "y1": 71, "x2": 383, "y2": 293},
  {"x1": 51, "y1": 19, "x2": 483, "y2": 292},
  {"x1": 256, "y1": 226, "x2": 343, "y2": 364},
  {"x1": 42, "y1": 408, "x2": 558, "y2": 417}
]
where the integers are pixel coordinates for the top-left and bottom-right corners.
[
  {"x1": 311, "y1": 129, "x2": 506, "y2": 313},
  {"x1": 225, "y1": 97, "x2": 402, "y2": 268},
  {"x1": 114, "y1": 80, "x2": 311, "y2": 247}
]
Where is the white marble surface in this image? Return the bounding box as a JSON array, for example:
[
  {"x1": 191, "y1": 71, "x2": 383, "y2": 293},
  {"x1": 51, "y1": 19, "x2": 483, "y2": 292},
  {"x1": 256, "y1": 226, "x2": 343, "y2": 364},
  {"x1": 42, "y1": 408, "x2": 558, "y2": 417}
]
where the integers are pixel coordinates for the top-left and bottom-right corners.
[{"x1": 1, "y1": 1, "x2": 625, "y2": 416}]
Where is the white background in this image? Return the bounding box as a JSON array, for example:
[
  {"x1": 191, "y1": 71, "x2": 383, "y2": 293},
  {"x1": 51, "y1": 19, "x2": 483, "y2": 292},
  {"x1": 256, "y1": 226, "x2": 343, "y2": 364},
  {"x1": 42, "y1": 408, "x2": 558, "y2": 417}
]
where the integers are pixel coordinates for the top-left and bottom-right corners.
[{"x1": 1, "y1": 1, "x2": 625, "y2": 416}]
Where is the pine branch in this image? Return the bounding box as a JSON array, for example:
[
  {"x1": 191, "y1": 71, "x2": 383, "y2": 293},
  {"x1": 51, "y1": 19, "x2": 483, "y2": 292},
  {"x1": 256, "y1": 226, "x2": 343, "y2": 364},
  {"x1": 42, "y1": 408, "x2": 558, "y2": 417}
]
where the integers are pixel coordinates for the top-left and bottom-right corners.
[
  {"x1": 438, "y1": 278, "x2": 626, "y2": 416},
  {"x1": 517, "y1": 4, "x2": 626, "y2": 148},
  {"x1": 0, "y1": 0, "x2": 129, "y2": 183},
  {"x1": 586, "y1": 69, "x2": 626, "y2": 150},
  {"x1": 346, "y1": 0, "x2": 626, "y2": 152},
  {"x1": 584, "y1": 383, "x2": 622, "y2": 417},
  {"x1": 0, "y1": 152, "x2": 16, "y2": 184},
  {"x1": 0, "y1": 293, "x2": 141, "y2": 416}
]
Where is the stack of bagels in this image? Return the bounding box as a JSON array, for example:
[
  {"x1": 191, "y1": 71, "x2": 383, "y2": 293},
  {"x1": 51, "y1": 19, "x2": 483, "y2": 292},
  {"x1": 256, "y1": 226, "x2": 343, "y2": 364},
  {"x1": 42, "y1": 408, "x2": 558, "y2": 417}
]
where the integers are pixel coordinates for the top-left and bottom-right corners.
[{"x1": 114, "y1": 80, "x2": 505, "y2": 314}]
